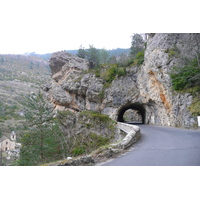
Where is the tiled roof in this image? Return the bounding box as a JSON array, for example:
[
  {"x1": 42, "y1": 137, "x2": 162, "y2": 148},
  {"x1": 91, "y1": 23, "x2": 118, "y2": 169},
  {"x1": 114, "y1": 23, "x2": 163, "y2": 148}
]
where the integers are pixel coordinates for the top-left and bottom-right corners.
[{"x1": 0, "y1": 136, "x2": 9, "y2": 142}]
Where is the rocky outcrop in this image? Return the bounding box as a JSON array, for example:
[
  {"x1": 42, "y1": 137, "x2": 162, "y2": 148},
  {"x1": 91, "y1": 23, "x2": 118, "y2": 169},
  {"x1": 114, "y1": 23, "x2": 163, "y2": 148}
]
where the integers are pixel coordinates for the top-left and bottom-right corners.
[
  {"x1": 138, "y1": 33, "x2": 200, "y2": 127},
  {"x1": 44, "y1": 34, "x2": 200, "y2": 128},
  {"x1": 58, "y1": 156, "x2": 95, "y2": 166}
]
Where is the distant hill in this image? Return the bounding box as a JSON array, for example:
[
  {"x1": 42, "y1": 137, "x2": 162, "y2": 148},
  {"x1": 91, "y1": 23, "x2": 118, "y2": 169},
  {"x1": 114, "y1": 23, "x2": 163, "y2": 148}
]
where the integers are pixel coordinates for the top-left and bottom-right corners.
[
  {"x1": 65, "y1": 48, "x2": 130, "y2": 57},
  {"x1": 24, "y1": 52, "x2": 52, "y2": 61},
  {"x1": 0, "y1": 54, "x2": 51, "y2": 137},
  {"x1": 107, "y1": 48, "x2": 130, "y2": 56},
  {"x1": 25, "y1": 48, "x2": 131, "y2": 61}
]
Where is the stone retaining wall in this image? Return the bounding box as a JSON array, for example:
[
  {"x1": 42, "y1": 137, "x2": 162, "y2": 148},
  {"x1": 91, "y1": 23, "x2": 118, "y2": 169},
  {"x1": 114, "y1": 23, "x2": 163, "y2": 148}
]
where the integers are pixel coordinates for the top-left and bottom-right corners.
[{"x1": 111, "y1": 122, "x2": 141, "y2": 149}]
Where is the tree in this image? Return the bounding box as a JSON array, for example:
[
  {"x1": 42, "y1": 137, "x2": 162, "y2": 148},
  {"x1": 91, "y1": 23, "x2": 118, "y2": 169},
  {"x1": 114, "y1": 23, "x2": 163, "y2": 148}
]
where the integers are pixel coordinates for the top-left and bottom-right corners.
[
  {"x1": 108, "y1": 55, "x2": 117, "y2": 65},
  {"x1": 99, "y1": 48, "x2": 110, "y2": 64},
  {"x1": 77, "y1": 45, "x2": 86, "y2": 58},
  {"x1": 86, "y1": 45, "x2": 100, "y2": 68},
  {"x1": 130, "y1": 33, "x2": 145, "y2": 57},
  {"x1": 18, "y1": 91, "x2": 67, "y2": 166}
]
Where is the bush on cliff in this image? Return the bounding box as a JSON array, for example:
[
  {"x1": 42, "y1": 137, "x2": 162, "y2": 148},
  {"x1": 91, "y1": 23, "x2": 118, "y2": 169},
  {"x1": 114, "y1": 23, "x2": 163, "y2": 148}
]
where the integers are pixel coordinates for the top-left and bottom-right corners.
[
  {"x1": 170, "y1": 56, "x2": 200, "y2": 115},
  {"x1": 56, "y1": 110, "x2": 116, "y2": 158},
  {"x1": 170, "y1": 57, "x2": 200, "y2": 91},
  {"x1": 101, "y1": 64, "x2": 127, "y2": 84}
]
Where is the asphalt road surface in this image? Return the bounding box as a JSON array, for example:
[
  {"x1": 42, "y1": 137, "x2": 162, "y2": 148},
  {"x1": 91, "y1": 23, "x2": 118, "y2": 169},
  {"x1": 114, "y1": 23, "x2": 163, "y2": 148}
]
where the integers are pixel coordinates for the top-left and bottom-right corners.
[{"x1": 101, "y1": 125, "x2": 200, "y2": 166}]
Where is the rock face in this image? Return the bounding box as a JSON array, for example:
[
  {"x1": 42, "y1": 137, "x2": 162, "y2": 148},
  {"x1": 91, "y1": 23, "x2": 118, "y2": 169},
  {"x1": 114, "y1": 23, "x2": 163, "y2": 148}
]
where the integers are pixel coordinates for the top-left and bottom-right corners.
[
  {"x1": 138, "y1": 33, "x2": 200, "y2": 127},
  {"x1": 45, "y1": 34, "x2": 200, "y2": 128}
]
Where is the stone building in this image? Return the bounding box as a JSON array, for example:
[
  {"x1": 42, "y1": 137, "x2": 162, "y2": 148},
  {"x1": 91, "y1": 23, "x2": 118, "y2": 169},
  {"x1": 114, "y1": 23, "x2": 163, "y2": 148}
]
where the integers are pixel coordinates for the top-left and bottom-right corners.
[{"x1": 0, "y1": 131, "x2": 16, "y2": 151}]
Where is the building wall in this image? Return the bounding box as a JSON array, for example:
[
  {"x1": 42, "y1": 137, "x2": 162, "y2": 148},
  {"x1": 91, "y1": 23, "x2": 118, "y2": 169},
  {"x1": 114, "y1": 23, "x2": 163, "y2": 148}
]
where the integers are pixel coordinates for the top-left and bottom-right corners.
[{"x1": 0, "y1": 139, "x2": 15, "y2": 151}]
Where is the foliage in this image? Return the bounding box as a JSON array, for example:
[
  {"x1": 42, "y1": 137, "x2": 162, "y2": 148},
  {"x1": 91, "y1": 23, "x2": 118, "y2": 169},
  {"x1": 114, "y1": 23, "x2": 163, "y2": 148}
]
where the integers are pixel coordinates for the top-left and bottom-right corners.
[
  {"x1": 170, "y1": 58, "x2": 200, "y2": 91},
  {"x1": 130, "y1": 33, "x2": 145, "y2": 57},
  {"x1": 18, "y1": 91, "x2": 67, "y2": 166},
  {"x1": 85, "y1": 45, "x2": 101, "y2": 68},
  {"x1": 133, "y1": 51, "x2": 144, "y2": 65},
  {"x1": 70, "y1": 132, "x2": 111, "y2": 157},
  {"x1": 54, "y1": 110, "x2": 115, "y2": 158},
  {"x1": 101, "y1": 64, "x2": 127, "y2": 84},
  {"x1": 79, "y1": 111, "x2": 111, "y2": 123},
  {"x1": 77, "y1": 45, "x2": 130, "y2": 68},
  {"x1": 165, "y1": 47, "x2": 180, "y2": 58},
  {"x1": 98, "y1": 90, "x2": 105, "y2": 100},
  {"x1": 99, "y1": 48, "x2": 110, "y2": 64},
  {"x1": 0, "y1": 54, "x2": 50, "y2": 83},
  {"x1": 0, "y1": 101, "x2": 23, "y2": 122},
  {"x1": 170, "y1": 57, "x2": 200, "y2": 116},
  {"x1": 77, "y1": 45, "x2": 86, "y2": 58},
  {"x1": 189, "y1": 97, "x2": 200, "y2": 116}
]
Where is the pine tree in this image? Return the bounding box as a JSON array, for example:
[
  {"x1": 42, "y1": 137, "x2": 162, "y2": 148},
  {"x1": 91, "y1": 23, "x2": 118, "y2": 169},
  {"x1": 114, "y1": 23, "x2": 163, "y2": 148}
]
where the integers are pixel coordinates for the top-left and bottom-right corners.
[
  {"x1": 86, "y1": 44, "x2": 100, "y2": 68},
  {"x1": 18, "y1": 91, "x2": 67, "y2": 166},
  {"x1": 130, "y1": 33, "x2": 145, "y2": 57},
  {"x1": 77, "y1": 45, "x2": 86, "y2": 58},
  {"x1": 99, "y1": 48, "x2": 110, "y2": 64}
]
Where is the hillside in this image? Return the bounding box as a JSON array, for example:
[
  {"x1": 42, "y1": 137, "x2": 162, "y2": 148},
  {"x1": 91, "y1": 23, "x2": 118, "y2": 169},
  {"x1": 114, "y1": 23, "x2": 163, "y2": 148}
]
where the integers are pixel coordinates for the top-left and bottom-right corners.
[{"x1": 0, "y1": 54, "x2": 51, "y2": 137}]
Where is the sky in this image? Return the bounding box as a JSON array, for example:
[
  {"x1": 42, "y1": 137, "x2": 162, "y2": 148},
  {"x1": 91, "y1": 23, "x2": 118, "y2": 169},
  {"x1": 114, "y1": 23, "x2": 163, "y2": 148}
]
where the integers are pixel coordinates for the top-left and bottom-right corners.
[{"x1": 0, "y1": 0, "x2": 199, "y2": 54}]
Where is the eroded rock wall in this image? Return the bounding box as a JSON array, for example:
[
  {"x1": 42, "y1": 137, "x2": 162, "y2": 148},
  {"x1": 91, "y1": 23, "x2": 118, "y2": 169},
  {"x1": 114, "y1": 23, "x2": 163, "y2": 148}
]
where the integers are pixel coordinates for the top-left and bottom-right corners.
[
  {"x1": 138, "y1": 33, "x2": 200, "y2": 127},
  {"x1": 44, "y1": 34, "x2": 200, "y2": 128}
]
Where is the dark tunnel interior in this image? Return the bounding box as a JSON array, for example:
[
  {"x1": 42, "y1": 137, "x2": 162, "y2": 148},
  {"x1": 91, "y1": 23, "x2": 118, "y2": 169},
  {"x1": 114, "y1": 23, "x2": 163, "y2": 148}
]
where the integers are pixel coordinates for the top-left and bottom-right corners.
[{"x1": 117, "y1": 103, "x2": 145, "y2": 124}]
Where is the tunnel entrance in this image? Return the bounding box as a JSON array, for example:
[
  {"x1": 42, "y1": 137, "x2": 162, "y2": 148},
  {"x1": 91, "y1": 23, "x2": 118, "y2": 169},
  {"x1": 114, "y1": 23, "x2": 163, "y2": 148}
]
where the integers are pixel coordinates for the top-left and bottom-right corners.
[{"x1": 117, "y1": 103, "x2": 145, "y2": 124}]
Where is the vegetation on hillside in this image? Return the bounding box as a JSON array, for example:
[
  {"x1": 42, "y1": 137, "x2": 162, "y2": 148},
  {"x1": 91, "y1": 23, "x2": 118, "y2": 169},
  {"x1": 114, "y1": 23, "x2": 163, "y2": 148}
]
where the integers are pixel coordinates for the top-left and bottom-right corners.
[
  {"x1": 170, "y1": 56, "x2": 200, "y2": 115},
  {"x1": 17, "y1": 92, "x2": 116, "y2": 166},
  {"x1": 0, "y1": 54, "x2": 51, "y2": 141},
  {"x1": 18, "y1": 92, "x2": 67, "y2": 166},
  {"x1": 77, "y1": 34, "x2": 145, "y2": 69},
  {"x1": 0, "y1": 54, "x2": 50, "y2": 83}
]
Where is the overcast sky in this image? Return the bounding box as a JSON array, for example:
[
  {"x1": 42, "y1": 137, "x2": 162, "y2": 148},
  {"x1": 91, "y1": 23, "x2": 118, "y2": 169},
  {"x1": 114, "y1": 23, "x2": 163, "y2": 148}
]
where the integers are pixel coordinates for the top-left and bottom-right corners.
[{"x1": 0, "y1": 0, "x2": 199, "y2": 54}]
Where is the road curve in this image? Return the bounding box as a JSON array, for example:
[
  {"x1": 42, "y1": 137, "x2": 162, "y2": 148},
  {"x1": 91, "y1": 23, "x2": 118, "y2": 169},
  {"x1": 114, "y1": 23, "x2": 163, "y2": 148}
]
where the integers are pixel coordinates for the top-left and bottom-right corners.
[{"x1": 101, "y1": 125, "x2": 200, "y2": 166}]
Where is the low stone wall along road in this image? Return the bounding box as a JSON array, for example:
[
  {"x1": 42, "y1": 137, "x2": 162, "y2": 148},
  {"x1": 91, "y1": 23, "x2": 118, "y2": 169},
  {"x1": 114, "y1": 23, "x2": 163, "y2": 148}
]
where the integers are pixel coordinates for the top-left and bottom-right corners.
[{"x1": 101, "y1": 125, "x2": 200, "y2": 166}]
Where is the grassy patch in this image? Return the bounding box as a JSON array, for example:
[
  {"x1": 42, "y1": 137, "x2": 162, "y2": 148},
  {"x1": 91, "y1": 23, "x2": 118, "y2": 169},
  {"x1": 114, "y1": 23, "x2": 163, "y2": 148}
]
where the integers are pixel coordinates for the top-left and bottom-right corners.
[
  {"x1": 189, "y1": 97, "x2": 200, "y2": 116},
  {"x1": 80, "y1": 110, "x2": 111, "y2": 123},
  {"x1": 71, "y1": 132, "x2": 111, "y2": 157},
  {"x1": 165, "y1": 47, "x2": 180, "y2": 58}
]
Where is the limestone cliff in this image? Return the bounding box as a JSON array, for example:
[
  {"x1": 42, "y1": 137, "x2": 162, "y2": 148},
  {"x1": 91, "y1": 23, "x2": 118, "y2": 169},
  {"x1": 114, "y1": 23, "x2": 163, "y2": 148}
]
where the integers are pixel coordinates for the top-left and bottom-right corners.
[{"x1": 44, "y1": 34, "x2": 200, "y2": 128}]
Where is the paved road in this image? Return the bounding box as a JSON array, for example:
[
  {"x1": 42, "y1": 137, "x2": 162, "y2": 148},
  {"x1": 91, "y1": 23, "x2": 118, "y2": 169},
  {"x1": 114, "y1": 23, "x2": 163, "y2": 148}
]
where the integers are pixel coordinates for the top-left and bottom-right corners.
[{"x1": 101, "y1": 125, "x2": 200, "y2": 166}]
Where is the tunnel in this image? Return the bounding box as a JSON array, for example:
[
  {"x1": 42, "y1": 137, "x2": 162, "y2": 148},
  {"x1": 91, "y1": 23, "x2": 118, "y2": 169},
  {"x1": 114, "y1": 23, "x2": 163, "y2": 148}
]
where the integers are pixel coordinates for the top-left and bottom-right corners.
[{"x1": 117, "y1": 103, "x2": 145, "y2": 124}]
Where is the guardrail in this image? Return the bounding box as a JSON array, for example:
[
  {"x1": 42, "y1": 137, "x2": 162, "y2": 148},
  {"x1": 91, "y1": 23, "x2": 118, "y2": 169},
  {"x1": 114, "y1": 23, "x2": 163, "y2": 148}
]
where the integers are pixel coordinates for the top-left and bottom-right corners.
[{"x1": 111, "y1": 122, "x2": 141, "y2": 149}]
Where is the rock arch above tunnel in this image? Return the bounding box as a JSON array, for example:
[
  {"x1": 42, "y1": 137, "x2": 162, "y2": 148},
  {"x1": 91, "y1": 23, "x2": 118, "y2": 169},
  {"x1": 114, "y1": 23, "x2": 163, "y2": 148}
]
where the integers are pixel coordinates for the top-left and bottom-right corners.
[{"x1": 117, "y1": 103, "x2": 145, "y2": 124}]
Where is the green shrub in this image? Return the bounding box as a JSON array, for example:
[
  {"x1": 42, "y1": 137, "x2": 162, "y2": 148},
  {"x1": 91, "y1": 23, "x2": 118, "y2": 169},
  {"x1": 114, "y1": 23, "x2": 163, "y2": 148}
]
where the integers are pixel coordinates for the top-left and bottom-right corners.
[
  {"x1": 89, "y1": 132, "x2": 110, "y2": 147},
  {"x1": 189, "y1": 97, "x2": 200, "y2": 116},
  {"x1": 165, "y1": 47, "x2": 180, "y2": 58},
  {"x1": 72, "y1": 147, "x2": 86, "y2": 156},
  {"x1": 117, "y1": 67, "x2": 127, "y2": 76},
  {"x1": 85, "y1": 123, "x2": 93, "y2": 128},
  {"x1": 170, "y1": 58, "x2": 200, "y2": 91},
  {"x1": 101, "y1": 64, "x2": 127, "y2": 85},
  {"x1": 134, "y1": 51, "x2": 144, "y2": 65},
  {"x1": 105, "y1": 65, "x2": 118, "y2": 83},
  {"x1": 170, "y1": 57, "x2": 200, "y2": 116},
  {"x1": 70, "y1": 132, "x2": 111, "y2": 157},
  {"x1": 80, "y1": 111, "x2": 110, "y2": 123},
  {"x1": 98, "y1": 90, "x2": 105, "y2": 100}
]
